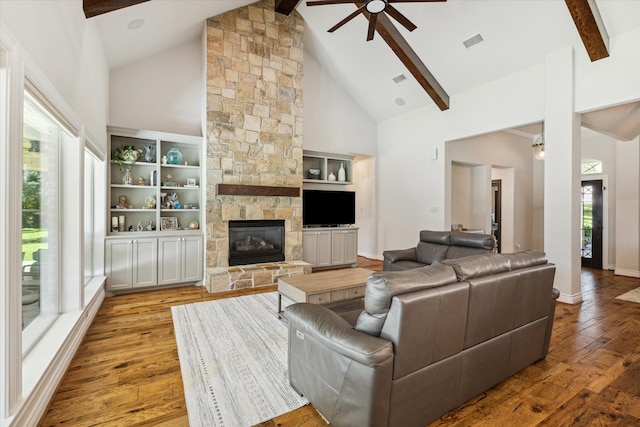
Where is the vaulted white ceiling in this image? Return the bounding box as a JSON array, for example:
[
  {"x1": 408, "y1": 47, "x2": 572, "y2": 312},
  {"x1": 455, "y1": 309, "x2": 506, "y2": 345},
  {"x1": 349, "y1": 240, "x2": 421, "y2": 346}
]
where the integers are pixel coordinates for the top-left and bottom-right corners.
[{"x1": 92, "y1": 0, "x2": 640, "y2": 138}]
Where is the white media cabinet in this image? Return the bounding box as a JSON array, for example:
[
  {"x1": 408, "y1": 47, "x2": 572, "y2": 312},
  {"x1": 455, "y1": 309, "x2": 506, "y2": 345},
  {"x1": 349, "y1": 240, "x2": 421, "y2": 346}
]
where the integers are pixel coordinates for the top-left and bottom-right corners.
[{"x1": 302, "y1": 227, "x2": 358, "y2": 269}]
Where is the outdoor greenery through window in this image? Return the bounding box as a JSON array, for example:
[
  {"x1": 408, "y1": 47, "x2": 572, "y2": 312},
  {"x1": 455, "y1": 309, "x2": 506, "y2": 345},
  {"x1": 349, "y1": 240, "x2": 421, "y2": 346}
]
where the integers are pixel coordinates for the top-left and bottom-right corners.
[
  {"x1": 21, "y1": 89, "x2": 67, "y2": 344},
  {"x1": 581, "y1": 161, "x2": 602, "y2": 174}
]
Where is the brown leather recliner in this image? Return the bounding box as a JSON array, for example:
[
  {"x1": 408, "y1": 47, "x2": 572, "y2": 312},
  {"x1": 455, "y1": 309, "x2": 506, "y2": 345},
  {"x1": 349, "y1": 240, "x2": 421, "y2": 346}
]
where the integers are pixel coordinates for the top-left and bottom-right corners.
[
  {"x1": 383, "y1": 230, "x2": 496, "y2": 271},
  {"x1": 285, "y1": 251, "x2": 559, "y2": 427}
]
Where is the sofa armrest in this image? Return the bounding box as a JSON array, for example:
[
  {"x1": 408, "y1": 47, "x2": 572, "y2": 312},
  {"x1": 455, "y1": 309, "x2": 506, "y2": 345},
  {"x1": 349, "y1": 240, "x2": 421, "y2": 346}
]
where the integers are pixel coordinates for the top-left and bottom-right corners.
[
  {"x1": 286, "y1": 303, "x2": 394, "y2": 427},
  {"x1": 285, "y1": 303, "x2": 393, "y2": 366},
  {"x1": 383, "y1": 248, "x2": 417, "y2": 263}
]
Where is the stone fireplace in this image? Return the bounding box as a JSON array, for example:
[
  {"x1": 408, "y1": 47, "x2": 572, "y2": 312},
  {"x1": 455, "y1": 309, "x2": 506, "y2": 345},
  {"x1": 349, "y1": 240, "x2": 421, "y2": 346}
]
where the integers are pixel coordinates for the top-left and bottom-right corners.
[{"x1": 204, "y1": 0, "x2": 310, "y2": 292}]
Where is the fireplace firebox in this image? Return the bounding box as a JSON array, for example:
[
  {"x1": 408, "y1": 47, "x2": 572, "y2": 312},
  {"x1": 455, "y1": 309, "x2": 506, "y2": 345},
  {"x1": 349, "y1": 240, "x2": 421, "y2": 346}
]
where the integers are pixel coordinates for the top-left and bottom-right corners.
[{"x1": 228, "y1": 220, "x2": 285, "y2": 266}]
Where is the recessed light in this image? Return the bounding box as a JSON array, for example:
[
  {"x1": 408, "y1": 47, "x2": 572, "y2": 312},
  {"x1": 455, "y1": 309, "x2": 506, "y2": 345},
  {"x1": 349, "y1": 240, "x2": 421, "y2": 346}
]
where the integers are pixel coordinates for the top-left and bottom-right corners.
[
  {"x1": 395, "y1": 98, "x2": 405, "y2": 106},
  {"x1": 127, "y1": 19, "x2": 145, "y2": 30}
]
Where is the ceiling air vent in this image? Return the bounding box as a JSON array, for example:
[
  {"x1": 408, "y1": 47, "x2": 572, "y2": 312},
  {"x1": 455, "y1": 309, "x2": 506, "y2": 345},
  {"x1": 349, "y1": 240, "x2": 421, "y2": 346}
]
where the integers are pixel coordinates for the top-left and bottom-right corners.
[
  {"x1": 393, "y1": 74, "x2": 407, "y2": 84},
  {"x1": 463, "y1": 34, "x2": 484, "y2": 49}
]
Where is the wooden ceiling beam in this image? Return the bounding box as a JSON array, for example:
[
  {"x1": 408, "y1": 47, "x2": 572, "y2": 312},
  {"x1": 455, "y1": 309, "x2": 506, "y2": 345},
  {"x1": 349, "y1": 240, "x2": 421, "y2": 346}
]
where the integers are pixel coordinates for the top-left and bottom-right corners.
[
  {"x1": 371, "y1": 12, "x2": 450, "y2": 110},
  {"x1": 83, "y1": 0, "x2": 150, "y2": 18},
  {"x1": 565, "y1": 0, "x2": 609, "y2": 61},
  {"x1": 275, "y1": 0, "x2": 302, "y2": 16}
]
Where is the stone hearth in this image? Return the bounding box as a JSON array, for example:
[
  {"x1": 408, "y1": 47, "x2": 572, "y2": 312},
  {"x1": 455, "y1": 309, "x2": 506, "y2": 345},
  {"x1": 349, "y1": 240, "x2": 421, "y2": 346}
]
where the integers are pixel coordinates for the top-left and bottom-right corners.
[
  {"x1": 206, "y1": 260, "x2": 311, "y2": 293},
  {"x1": 204, "y1": 0, "x2": 305, "y2": 292}
]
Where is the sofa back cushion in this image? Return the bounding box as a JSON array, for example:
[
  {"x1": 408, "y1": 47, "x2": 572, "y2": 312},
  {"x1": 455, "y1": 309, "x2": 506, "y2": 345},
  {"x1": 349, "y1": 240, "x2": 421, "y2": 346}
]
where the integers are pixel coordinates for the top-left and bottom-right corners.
[
  {"x1": 354, "y1": 264, "x2": 458, "y2": 337},
  {"x1": 444, "y1": 231, "x2": 495, "y2": 260},
  {"x1": 380, "y1": 281, "x2": 469, "y2": 379},
  {"x1": 442, "y1": 253, "x2": 511, "y2": 281},
  {"x1": 419, "y1": 230, "x2": 450, "y2": 245},
  {"x1": 416, "y1": 242, "x2": 448, "y2": 265},
  {"x1": 461, "y1": 263, "x2": 555, "y2": 349}
]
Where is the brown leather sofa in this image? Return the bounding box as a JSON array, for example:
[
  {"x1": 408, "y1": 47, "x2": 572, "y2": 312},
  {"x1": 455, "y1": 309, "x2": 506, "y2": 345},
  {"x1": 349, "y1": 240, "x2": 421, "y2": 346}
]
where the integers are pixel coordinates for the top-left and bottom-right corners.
[
  {"x1": 383, "y1": 230, "x2": 496, "y2": 271},
  {"x1": 285, "y1": 251, "x2": 558, "y2": 427}
]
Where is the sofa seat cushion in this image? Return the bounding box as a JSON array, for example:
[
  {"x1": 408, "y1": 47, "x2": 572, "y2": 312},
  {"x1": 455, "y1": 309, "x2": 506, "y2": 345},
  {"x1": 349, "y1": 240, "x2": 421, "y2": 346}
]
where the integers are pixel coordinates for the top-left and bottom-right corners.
[
  {"x1": 355, "y1": 264, "x2": 458, "y2": 337},
  {"x1": 416, "y1": 241, "x2": 448, "y2": 265}
]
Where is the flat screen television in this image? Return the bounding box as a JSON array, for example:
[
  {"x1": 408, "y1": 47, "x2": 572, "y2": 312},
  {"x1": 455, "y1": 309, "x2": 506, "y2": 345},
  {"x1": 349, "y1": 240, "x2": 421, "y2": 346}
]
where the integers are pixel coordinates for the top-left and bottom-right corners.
[{"x1": 303, "y1": 189, "x2": 356, "y2": 227}]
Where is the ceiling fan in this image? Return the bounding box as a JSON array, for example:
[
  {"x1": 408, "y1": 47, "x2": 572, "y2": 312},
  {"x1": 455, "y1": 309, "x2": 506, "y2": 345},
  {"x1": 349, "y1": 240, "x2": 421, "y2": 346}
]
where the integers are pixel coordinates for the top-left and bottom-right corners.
[
  {"x1": 306, "y1": 0, "x2": 445, "y2": 41},
  {"x1": 305, "y1": 0, "x2": 450, "y2": 110}
]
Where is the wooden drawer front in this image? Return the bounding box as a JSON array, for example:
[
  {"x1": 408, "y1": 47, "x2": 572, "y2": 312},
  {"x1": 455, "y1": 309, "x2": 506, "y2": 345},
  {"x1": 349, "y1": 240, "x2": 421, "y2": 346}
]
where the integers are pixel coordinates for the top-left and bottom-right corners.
[
  {"x1": 330, "y1": 286, "x2": 365, "y2": 302},
  {"x1": 309, "y1": 292, "x2": 331, "y2": 304}
]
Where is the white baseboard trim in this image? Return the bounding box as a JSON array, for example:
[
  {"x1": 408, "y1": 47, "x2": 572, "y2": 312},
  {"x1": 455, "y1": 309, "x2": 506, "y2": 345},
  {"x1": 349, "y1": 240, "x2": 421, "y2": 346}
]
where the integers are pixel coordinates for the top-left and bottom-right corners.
[
  {"x1": 10, "y1": 285, "x2": 105, "y2": 427},
  {"x1": 358, "y1": 251, "x2": 382, "y2": 261},
  {"x1": 614, "y1": 268, "x2": 640, "y2": 278},
  {"x1": 557, "y1": 292, "x2": 583, "y2": 305}
]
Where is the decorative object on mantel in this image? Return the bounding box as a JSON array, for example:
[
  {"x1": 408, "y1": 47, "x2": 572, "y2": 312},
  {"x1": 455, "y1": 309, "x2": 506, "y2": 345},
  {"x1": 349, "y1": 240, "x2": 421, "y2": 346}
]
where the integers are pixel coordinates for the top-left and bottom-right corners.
[
  {"x1": 189, "y1": 221, "x2": 199, "y2": 230},
  {"x1": 338, "y1": 163, "x2": 346, "y2": 182},
  {"x1": 328, "y1": 172, "x2": 336, "y2": 181},
  {"x1": 532, "y1": 122, "x2": 545, "y2": 160},
  {"x1": 308, "y1": 168, "x2": 321, "y2": 179},
  {"x1": 166, "y1": 147, "x2": 183, "y2": 165},
  {"x1": 217, "y1": 184, "x2": 300, "y2": 197}
]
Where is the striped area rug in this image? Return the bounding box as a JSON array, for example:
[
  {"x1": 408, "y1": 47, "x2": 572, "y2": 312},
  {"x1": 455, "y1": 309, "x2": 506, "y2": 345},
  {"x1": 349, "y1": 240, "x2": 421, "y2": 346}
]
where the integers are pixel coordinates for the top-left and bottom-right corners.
[{"x1": 172, "y1": 292, "x2": 308, "y2": 427}]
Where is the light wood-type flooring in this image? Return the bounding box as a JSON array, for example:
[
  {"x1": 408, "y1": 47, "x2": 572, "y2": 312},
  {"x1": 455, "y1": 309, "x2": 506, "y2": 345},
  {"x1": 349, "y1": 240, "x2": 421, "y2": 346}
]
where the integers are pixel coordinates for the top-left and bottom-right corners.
[{"x1": 39, "y1": 258, "x2": 640, "y2": 426}]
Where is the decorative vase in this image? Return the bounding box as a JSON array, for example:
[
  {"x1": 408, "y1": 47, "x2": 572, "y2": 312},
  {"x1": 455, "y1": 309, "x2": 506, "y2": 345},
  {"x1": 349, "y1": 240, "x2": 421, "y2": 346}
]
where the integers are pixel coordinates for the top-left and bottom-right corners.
[
  {"x1": 143, "y1": 145, "x2": 155, "y2": 162},
  {"x1": 166, "y1": 148, "x2": 182, "y2": 165},
  {"x1": 122, "y1": 169, "x2": 132, "y2": 185},
  {"x1": 338, "y1": 163, "x2": 346, "y2": 182},
  {"x1": 122, "y1": 149, "x2": 139, "y2": 162},
  {"x1": 328, "y1": 172, "x2": 336, "y2": 181}
]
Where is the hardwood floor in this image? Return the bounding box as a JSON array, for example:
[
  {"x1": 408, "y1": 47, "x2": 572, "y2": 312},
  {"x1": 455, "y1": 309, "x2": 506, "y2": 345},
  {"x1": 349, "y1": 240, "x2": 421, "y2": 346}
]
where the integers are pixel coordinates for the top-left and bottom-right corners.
[{"x1": 39, "y1": 260, "x2": 640, "y2": 426}]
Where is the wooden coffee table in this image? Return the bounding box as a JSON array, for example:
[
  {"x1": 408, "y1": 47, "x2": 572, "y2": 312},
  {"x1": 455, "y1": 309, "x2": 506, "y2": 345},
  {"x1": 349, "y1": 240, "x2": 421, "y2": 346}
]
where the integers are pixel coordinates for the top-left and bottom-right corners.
[{"x1": 277, "y1": 267, "x2": 374, "y2": 317}]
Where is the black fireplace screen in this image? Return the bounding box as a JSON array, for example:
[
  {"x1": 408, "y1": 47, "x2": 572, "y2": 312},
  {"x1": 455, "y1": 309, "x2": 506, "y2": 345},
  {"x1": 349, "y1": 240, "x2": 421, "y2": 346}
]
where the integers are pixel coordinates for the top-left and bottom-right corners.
[{"x1": 228, "y1": 220, "x2": 285, "y2": 266}]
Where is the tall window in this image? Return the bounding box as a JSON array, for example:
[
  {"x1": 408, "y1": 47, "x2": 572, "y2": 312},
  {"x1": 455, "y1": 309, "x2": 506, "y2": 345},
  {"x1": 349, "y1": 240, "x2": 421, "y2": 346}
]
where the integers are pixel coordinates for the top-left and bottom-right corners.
[
  {"x1": 21, "y1": 89, "x2": 72, "y2": 350},
  {"x1": 84, "y1": 150, "x2": 96, "y2": 286}
]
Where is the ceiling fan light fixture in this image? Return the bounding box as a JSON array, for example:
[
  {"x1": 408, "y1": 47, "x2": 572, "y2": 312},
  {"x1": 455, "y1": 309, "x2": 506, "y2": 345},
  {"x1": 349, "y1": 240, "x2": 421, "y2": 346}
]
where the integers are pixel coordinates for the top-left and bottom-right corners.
[{"x1": 366, "y1": 0, "x2": 387, "y2": 14}]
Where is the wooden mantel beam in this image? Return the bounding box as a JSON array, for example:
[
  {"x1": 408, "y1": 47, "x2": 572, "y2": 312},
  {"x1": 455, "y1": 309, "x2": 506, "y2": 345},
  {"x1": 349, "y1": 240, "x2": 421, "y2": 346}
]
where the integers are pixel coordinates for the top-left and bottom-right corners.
[
  {"x1": 83, "y1": 0, "x2": 150, "y2": 18},
  {"x1": 372, "y1": 12, "x2": 450, "y2": 110},
  {"x1": 275, "y1": 0, "x2": 301, "y2": 16},
  {"x1": 565, "y1": 0, "x2": 609, "y2": 61}
]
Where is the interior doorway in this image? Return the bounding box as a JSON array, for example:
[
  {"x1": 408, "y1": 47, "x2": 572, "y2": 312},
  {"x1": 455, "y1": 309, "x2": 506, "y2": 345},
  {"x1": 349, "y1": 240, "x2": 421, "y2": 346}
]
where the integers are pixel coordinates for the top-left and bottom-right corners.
[
  {"x1": 491, "y1": 180, "x2": 501, "y2": 253},
  {"x1": 581, "y1": 180, "x2": 603, "y2": 268}
]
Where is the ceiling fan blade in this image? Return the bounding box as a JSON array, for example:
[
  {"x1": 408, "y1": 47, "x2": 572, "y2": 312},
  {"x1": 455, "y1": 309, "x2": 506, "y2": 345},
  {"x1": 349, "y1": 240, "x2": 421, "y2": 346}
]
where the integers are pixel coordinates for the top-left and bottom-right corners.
[
  {"x1": 385, "y1": 5, "x2": 417, "y2": 32},
  {"x1": 367, "y1": 14, "x2": 378, "y2": 41},
  {"x1": 328, "y1": 5, "x2": 366, "y2": 33},
  {"x1": 307, "y1": 0, "x2": 359, "y2": 6}
]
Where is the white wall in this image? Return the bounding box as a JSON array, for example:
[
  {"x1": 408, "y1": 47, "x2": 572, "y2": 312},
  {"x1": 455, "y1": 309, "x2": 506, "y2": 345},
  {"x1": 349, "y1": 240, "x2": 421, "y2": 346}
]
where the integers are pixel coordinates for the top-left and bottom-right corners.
[
  {"x1": 0, "y1": 0, "x2": 109, "y2": 149},
  {"x1": 615, "y1": 138, "x2": 640, "y2": 277},
  {"x1": 302, "y1": 26, "x2": 377, "y2": 157},
  {"x1": 446, "y1": 131, "x2": 536, "y2": 252},
  {"x1": 110, "y1": 37, "x2": 203, "y2": 136}
]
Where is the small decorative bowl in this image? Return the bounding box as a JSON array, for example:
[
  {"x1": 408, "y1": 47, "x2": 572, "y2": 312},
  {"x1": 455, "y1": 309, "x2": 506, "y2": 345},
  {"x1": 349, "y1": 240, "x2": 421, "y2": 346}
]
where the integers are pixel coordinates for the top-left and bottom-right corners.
[{"x1": 308, "y1": 168, "x2": 321, "y2": 179}]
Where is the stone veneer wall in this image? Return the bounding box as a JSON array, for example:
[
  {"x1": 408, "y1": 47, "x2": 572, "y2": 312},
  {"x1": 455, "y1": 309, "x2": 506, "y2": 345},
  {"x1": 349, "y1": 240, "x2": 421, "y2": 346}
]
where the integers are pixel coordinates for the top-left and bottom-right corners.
[{"x1": 205, "y1": 1, "x2": 304, "y2": 271}]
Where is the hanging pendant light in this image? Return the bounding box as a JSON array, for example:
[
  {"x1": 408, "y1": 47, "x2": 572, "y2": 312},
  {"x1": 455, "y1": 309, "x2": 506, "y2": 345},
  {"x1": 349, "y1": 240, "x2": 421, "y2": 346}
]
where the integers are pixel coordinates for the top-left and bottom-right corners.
[{"x1": 532, "y1": 123, "x2": 545, "y2": 160}]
